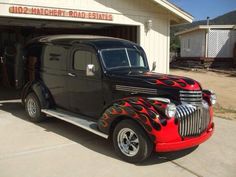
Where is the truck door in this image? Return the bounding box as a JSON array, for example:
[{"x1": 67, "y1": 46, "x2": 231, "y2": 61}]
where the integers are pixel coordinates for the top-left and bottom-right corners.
[
  {"x1": 40, "y1": 44, "x2": 69, "y2": 110},
  {"x1": 67, "y1": 45, "x2": 104, "y2": 118}
]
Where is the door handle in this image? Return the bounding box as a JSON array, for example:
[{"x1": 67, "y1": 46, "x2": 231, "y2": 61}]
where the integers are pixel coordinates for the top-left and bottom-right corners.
[{"x1": 68, "y1": 73, "x2": 76, "y2": 77}]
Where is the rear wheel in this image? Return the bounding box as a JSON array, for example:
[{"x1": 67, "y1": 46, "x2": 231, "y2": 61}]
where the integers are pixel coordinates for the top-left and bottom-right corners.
[
  {"x1": 25, "y1": 93, "x2": 45, "y2": 122},
  {"x1": 113, "y1": 119, "x2": 153, "y2": 163}
]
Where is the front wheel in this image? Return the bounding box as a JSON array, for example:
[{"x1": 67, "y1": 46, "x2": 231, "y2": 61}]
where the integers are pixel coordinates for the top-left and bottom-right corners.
[
  {"x1": 25, "y1": 93, "x2": 46, "y2": 122},
  {"x1": 113, "y1": 119, "x2": 153, "y2": 163}
]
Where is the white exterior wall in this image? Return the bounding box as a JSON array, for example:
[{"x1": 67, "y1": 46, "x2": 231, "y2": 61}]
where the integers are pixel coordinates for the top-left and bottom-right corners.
[
  {"x1": 180, "y1": 30, "x2": 206, "y2": 57},
  {"x1": 208, "y1": 29, "x2": 236, "y2": 58},
  {"x1": 0, "y1": 0, "x2": 172, "y2": 73}
]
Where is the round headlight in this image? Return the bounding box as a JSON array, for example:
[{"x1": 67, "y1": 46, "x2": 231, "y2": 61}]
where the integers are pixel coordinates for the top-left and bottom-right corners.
[
  {"x1": 210, "y1": 93, "x2": 217, "y2": 105},
  {"x1": 165, "y1": 103, "x2": 177, "y2": 118}
]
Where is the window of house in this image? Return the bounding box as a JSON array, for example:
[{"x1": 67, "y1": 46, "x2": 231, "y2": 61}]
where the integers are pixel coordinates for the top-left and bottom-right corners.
[{"x1": 187, "y1": 39, "x2": 191, "y2": 49}]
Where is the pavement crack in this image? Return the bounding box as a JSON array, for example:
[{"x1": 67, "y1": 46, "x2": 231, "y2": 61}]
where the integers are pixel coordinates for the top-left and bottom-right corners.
[{"x1": 170, "y1": 160, "x2": 203, "y2": 177}]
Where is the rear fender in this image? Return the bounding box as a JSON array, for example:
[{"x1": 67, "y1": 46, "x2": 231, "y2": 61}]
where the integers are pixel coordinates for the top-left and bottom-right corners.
[
  {"x1": 21, "y1": 81, "x2": 52, "y2": 109},
  {"x1": 21, "y1": 81, "x2": 33, "y2": 104}
]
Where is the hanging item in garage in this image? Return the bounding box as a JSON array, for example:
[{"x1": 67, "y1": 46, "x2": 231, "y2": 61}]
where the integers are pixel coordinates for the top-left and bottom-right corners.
[
  {"x1": 3, "y1": 45, "x2": 17, "y2": 88},
  {"x1": 0, "y1": 55, "x2": 11, "y2": 88},
  {"x1": 1, "y1": 43, "x2": 23, "y2": 89}
]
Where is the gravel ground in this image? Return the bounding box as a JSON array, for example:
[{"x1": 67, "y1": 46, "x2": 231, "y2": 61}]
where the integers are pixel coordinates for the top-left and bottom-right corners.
[{"x1": 170, "y1": 69, "x2": 236, "y2": 120}]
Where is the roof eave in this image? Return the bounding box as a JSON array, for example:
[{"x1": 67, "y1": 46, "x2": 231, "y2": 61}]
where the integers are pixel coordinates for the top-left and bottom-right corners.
[
  {"x1": 152, "y1": 0, "x2": 194, "y2": 24},
  {"x1": 176, "y1": 25, "x2": 236, "y2": 36}
]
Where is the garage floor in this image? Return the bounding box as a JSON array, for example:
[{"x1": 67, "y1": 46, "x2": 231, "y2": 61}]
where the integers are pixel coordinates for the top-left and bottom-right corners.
[{"x1": 0, "y1": 100, "x2": 236, "y2": 177}]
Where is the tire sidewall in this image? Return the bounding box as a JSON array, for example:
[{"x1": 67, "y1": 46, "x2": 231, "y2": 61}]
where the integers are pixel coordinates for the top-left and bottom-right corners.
[{"x1": 113, "y1": 119, "x2": 153, "y2": 163}]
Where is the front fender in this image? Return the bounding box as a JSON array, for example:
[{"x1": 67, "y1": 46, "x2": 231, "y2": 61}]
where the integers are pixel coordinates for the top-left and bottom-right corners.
[{"x1": 98, "y1": 97, "x2": 179, "y2": 143}]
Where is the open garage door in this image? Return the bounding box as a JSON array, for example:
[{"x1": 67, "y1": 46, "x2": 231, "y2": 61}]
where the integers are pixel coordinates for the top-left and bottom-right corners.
[
  {"x1": 0, "y1": 17, "x2": 138, "y2": 98},
  {"x1": 0, "y1": 17, "x2": 138, "y2": 43}
]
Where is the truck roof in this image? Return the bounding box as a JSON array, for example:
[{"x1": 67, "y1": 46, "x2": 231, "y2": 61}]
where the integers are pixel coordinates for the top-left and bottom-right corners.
[{"x1": 27, "y1": 35, "x2": 140, "y2": 50}]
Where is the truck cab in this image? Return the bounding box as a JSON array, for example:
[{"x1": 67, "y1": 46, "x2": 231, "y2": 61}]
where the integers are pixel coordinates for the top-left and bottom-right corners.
[{"x1": 22, "y1": 35, "x2": 216, "y2": 163}]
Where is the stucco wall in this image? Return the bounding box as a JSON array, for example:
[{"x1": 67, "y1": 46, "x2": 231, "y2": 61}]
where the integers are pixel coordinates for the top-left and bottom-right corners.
[{"x1": 0, "y1": 0, "x2": 172, "y2": 73}]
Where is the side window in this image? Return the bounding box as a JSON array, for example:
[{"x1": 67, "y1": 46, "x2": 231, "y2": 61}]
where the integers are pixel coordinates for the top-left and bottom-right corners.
[
  {"x1": 74, "y1": 50, "x2": 89, "y2": 71},
  {"x1": 43, "y1": 45, "x2": 67, "y2": 70},
  {"x1": 73, "y1": 50, "x2": 100, "y2": 74}
]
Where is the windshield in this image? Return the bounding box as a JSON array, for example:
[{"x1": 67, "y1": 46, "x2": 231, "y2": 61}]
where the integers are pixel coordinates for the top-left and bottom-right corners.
[{"x1": 101, "y1": 48, "x2": 148, "y2": 70}]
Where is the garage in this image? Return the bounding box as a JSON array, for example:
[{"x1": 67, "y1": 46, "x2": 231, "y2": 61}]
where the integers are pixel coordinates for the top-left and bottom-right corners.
[{"x1": 0, "y1": 0, "x2": 193, "y2": 98}]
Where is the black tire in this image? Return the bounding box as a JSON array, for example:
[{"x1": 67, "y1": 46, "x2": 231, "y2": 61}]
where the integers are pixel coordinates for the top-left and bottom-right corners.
[
  {"x1": 25, "y1": 92, "x2": 46, "y2": 122},
  {"x1": 113, "y1": 119, "x2": 153, "y2": 163}
]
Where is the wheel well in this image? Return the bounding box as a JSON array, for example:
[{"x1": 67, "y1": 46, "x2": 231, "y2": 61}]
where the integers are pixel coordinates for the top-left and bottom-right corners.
[
  {"x1": 108, "y1": 115, "x2": 154, "y2": 144},
  {"x1": 21, "y1": 81, "x2": 33, "y2": 105},
  {"x1": 22, "y1": 82, "x2": 52, "y2": 109},
  {"x1": 109, "y1": 115, "x2": 129, "y2": 137},
  {"x1": 22, "y1": 88, "x2": 33, "y2": 105}
]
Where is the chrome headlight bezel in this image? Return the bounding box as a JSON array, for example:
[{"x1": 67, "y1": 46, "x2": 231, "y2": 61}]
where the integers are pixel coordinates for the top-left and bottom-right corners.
[
  {"x1": 165, "y1": 103, "x2": 177, "y2": 118},
  {"x1": 210, "y1": 92, "x2": 217, "y2": 105}
]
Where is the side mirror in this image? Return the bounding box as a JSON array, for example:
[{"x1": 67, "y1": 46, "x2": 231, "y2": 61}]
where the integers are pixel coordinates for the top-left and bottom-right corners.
[
  {"x1": 86, "y1": 64, "x2": 95, "y2": 76},
  {"x1": 151, "y1": 61, "x2": 156, "y2": 71}
]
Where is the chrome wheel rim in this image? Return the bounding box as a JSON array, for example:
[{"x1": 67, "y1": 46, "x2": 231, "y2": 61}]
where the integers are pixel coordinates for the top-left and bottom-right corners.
[
  {"x1": 27, "y1": 98, "x2": 37, "y2": 117},
  {"x1": 117, "y1": 128, "x2": 139, "y2": 157}
]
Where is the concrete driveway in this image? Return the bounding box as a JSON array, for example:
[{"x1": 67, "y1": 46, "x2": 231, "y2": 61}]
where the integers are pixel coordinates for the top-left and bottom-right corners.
[{"x1": 0, "y1": 100, "x2": 236, "y2": 177}]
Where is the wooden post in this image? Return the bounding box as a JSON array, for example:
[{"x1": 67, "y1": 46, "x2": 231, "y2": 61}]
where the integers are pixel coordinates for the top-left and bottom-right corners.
[{"x1": 234, "y1": 43, "x2": 236, "y2": 67}]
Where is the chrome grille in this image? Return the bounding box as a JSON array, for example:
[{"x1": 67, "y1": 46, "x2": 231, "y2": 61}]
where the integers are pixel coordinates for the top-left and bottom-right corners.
[
  {"x1": 179, "y1": 90, "x2": 202, "y2": 105},
  {"x1": 176, "y1": 102, "x2": 211, "y2": 137}
]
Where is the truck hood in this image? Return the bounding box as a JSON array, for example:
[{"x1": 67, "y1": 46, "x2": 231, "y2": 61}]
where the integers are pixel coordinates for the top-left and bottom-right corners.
[{"x1": 108, "y1": 71, "x2": 202, "y2": 92}]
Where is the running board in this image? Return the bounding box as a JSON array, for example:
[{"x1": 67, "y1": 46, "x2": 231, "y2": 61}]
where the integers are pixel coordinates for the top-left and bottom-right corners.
[{"x1": 41, "y1": 109, "x2": 108, "y2": 139}]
